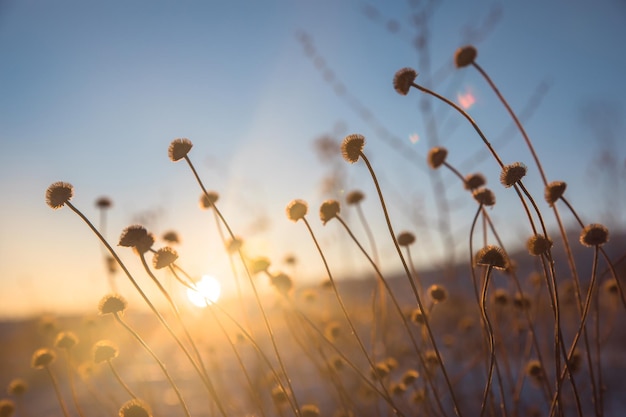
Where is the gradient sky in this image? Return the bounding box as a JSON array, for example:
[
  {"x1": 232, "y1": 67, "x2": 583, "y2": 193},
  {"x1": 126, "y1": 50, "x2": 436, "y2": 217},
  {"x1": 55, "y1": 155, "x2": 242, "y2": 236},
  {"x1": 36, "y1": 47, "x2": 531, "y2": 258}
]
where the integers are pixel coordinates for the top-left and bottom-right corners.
[{"x1": 1, "y1": 1, "x2": 625, "y2": 318}]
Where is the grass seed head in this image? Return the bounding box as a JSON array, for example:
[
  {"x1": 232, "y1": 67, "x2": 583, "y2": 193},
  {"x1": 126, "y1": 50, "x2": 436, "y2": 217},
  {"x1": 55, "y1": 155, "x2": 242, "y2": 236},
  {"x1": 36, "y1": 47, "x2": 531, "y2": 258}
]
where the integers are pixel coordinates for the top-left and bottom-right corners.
[
  {"x1": 319, "y1": 200, "x2": 340, "y2": 225},
  {"x1": 341, "y1": 134, "x2": 365, "y2": 163},
  {"x1": 500, "y1": 162, "x2": 527, "y2": 188},
  {"x1": 393, "y1": 67, "x2": 417, "y2": 95},
  {"x1": 152, "y1": 247, "x2": 178, "y2": 269},
  {"x1": 454, "y1": 45, "x2": 477, "y2": 68},
  {"x1": 286, "y1": 199, "x2": 308, "y2": 222},
  {"x1": 45, "y1": 181, "x2": 74, "y2": 209},
  {"x1": 580, "y1": 223, "x2": 609, "y2": 247},
  {"x1": 168, "y1": 138, "x2": 193, "y2": 162}
]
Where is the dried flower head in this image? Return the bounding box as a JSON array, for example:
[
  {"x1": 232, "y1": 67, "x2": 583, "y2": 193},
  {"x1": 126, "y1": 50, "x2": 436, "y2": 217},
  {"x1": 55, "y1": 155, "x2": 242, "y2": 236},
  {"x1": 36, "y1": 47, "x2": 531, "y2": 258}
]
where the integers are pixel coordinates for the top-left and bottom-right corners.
[
  {"x1": 341, "y1": 134, "x2": 365, "y2": 163},
  {"x1": 226, "y1": 237, "x2": 243, "y2": 254},
  {"x1": 45, "y1": 182, "x2": 74, "y2": 209},
  {"x1": 603, "y1": 278, "x2": 619, "y2": 295},
  {"x1": 199, "y1": 191, "x2": 219, "y2": 209},
  {"x1": 119, "y1": 399, "x2": 152, "y2": 417},
  {"x1": 454, "y1": 45, "x2": 477, "y2": 68},
  {"x1": 499, "y1": 162, "x2": 527, "y2": 188},
  {"x1": 526, "y1": 234, "x2": 553, "y2": 256},
  {"x1": 95, "y1": 196, "x2": 112, "y2": 209},
  {"x1": 568, "y1": 349, "x2": 583, "y2": 374},
  {"x1": 390, "y1": 382, "x2": 407, "y2": 396},
  {"x1": 475, "y1": 245, "x2": 508, "y2": 270},
  {"x1": 393, "y1": 67, "x2": 417, "y2": 95},
  {"x1": 286, "y1": 199, "x2": 308, "y2": 222},
  {"x1": 402, "y1": 369, "x2": 420, "y2": 385},
  {"x1": 324, "y1": 321, "x2": 341, "y2": 341},
  {"x1": 31, "y1": 348, "x2": 56, "y2": 369},
  {"x1": 54, "y1": 331, "x2": 78, "y2": 350},
  {"x1": 544, "y1": 181, "x2": 566, "y2": 206},
  {"x1": 345, "y1": 190, "x2": 365, "y2": 205},
  {"x1": 371, "y1": 362, "x2": 390, "y2": 380},
  {"x1": 7, "y1": 379, "x2": 28, "y2": 396},
  {"x1": 525, "y1": 359, "x2": 543, "y2": 380},
  {"x1": 472, "y1": 187, "x2": 496, "y2": 206},
  {"x1": 98, "y1": 294, "x2": 127, "y2": 315},
  {"x1": 411, "y1": 388, "x2": 426, "y2": 404},
  {"x1": 464, "y1": 173, "x2": 486, "y2": 191},
  {"x1": 410, "y1": 309, "x2": 427, "y2": 326},
  {"x1": 320, "y1": 200, "x2": 340, "y2": 225},
  {"x1": 271, "y1": 386, "x2": 288, "y2": 404},
  {"x1": 93, "y1": 340, "x2": 119, "y2": 363},
  {"x1": 397, "y1": 231, "x2": 416, "y2": 246},
  {"x1": 424, "y1": 350, "x2": 439, "y2": 367},
  {"x1": 168, "y1": 138, "x2": 193, "y2": 162},
  {"x1": 118, "y1": 225, "x2": 154, "y2": 254},
  {"x1": 249, "y1": 257, "x2": 271, "y2": 274},
  {"x1": 427, "y1": 147, "x2": 448, "y2": 169},
  {"x1": 428, "y1": 285, "x2": 448, "y2": 303},
  {"x1": 161, "y1": 230, "x2": 180, "y2": 244},
  {"x1": 153, "y1": 247, "x2": 178, "y2": 269},
  {"x1": 301, "y1": 404, "x2": 320, "y2": 417},
  {"x1": 513, "y1": 292, "x2": 531, "y2": 310},
  {"x1": 271, "y1": 273, "x2": 293, "y2": 296},
  {"x1": 0, "y1": 399, "x2": 15, "y2": 417},
  {"x1": 492, "y1": 288, "x2": 510, "y2": 306},
  {"x1": 580, "y1": 223, "x2": 609, "y2": 247}
]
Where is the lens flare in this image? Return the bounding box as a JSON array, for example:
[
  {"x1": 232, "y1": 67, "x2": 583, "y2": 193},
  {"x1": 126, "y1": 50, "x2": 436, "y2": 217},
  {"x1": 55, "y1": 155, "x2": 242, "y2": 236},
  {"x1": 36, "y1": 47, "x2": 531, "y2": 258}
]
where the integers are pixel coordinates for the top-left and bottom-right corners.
[
  {"x1": 187, "y1": 275, "x2": 221, "y2": 307},
  {"x1": 457, "y1": 87, "x2": 476, "y2": 110}
]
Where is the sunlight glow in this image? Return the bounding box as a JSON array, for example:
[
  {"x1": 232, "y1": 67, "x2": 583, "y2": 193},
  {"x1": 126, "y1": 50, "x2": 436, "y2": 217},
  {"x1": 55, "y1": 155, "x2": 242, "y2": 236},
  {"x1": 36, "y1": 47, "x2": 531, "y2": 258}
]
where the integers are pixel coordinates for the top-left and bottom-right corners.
[
  {"x1": 187, "y1": 275, "x2": 221, "y2": 307},
  {"x1": 409, "y1": 133, "x2": 420, "y2": 144},
  {"x1": 457, "y1": 87, "x2": 476, "y2": 110}
]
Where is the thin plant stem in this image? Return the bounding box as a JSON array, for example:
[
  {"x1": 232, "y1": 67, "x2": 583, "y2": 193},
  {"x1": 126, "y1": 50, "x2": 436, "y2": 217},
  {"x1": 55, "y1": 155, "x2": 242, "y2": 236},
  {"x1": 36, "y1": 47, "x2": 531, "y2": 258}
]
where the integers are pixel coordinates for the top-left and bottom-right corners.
[
  {"x1": 106, "y1": 360, "x2": 137, "y2": 399},
  {"x1": 45, "y1": 366, "x2": 72, "y2": 417},
  {"x1": 62, "y1": 350, "x2": 86, "y2": 417}
]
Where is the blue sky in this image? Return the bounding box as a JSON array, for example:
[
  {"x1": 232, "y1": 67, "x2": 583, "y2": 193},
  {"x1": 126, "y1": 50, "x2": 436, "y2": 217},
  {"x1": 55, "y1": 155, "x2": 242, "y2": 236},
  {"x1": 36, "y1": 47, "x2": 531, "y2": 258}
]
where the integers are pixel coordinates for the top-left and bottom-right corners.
[{"x1": 0, "y1": 1, "x2": 625, "y2": 318}]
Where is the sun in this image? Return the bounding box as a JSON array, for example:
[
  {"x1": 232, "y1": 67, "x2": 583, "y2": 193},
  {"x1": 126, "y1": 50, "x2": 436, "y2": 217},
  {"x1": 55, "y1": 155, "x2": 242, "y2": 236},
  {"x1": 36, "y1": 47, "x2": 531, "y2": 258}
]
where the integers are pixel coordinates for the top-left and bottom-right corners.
[{"x1": 187, "y1": 275, "x2": 221, "y2": 307}]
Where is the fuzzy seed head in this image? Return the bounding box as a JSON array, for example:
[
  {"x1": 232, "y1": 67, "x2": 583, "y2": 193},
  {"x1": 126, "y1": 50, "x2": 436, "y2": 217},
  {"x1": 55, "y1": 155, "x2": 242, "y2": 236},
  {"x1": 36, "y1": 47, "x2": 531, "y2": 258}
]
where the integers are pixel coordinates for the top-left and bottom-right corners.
[
  {"x1": 249, "y1": 257, "x2": 271, "y2": 274},
  {"x1": 98, "y1": 294, "x2": 127, "y2": 315},
  {"x1": 199, "y1": 191, "x2": 219, "y2": 209},
  {"x1": 95, "y1": 196, "x2": 112, "y2": 209},
  {"x1": 525, "y1": 359, "x2": 543, "y2": 380},
  {"x1": 500, "y1": 162, "x2": 527, "y2": 188},
  {"x1": 7, "y1": 379, "x2": 28, "y2": 396},
  {"x1": 603, "y1": 278, "x2": 619, "y2": 295},
  {"x1": 475, "y1": 245, "x2": 508, "y2": 270},
  {"x1": 580, "y1": 223, "x2": 609, "y2": 247},
  {"x1": 45, "y1": 182, "x2": 74, "y2": 209},
  {"x1": 168, "y1": 138, "x2": 193, "y2": 162},
  {"x1": 393, "y1": 67, "x2": 417, "y2": 95},
  {"x1": 54, "y1": 331, "x2": 78, "y2": 350},
  {"x1": 371, "y1": 362, "x2": 390, "y2": 380},
  {"x1": 301, "y1": 404, "x2": 320, "y2": 417},
  {"x1": 118, "y1": 225, "x2": 154, "y2": 254},
  {"x1": 345, "y1": 190, "x2": 365, "y2": 205},
  {"x1": 410, "y1": 309, "x2": 427, "y2": 326},
  {"x1": 454, "y1": 45, "x2": 477, "y2": 68},
  {"x1": 0, "y1": 399, "x2": 14, "y2": 417},
  {"x1": 544, "y1": 181, "x2": 566, "y2": 206},
  {"x1": 492, "y1": 288, "x2": 510, "y2": 306},
  {"x1": 152, "y1": 247, "x2": 178, "y2": 269},
  {"x1": 226, "y1": 237, "x2": 243, "y2": 254},
  {"x1": 161, "y1": 230, "x2": 180, "y2": 244},
  {"x1": 402, "y1": 369, "x2": 420, "y2": 385},
  {"x1": 31, "y1": 348, "x2": 55, "y2": 369},
  {"x1": 526, "y1": 234, "x2": 553, "y2": 256},
  {"x1": 286, "y1": 199, "x2": 308, "y2": 222},
  {"x1": 427, "y1": 147, "x2": 448, "y2": 169},
  {"x1": 397, "y1": 231, "x2": 416, "y2": 246},
  {"x1": 513, "y1": 292, "x2": 531, "y2": 310},
  {"x1": 271, "y1": 386, "x2": 288, "y2": 404},
  {"x1": 320, "y1": 200, "x2": 340, "y2": 225},
  {"x1": 324, "y1": 321, "x2": 341, "y2": 341},
  {"x1": 472, "y1": 187, "x2": 496, "y2": 206},
  {"x1": 391, "y1": 383, "x2": 407, "y2": 396},
  {"x1": 119, "y1": 399, "x2": 152, "y2": 417},
  {"x1": 428, "y1": 285, "x2": 448, "y2": 303},
  {"x1": 271, "y1": 273, "x2": 293, "y2": 296},
  {"x1": 464, "y1": 173, "x2": 486, "y2": 191},
  {"x1": 93, "y1": 340, "x2": 119, "y2": 363},
  {"x1": 341, "y1": 134, "x2": 365, "y2": 163}
]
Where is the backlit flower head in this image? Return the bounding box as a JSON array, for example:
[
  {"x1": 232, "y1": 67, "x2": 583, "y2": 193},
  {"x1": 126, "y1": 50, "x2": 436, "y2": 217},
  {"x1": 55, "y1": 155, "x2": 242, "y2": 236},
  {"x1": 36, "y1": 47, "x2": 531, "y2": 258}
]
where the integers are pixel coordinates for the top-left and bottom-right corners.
[
  {"x1": 45, "y1": 182, "x2": 74, "y2": 209},
  {"x1": 119, "y1": 225, "x2": 154, "y2": 254},
  {"x1": 93, "y1": 340, "x2": 119, "y2": 363},
  {"x1": 0, "y1": 399, "x2": 14, "y2": 417},
  {"x1": 199, "y1": 191, "x2": 219, "y2": 209},
  {"x1": 119, "y1": 399, "x2": 152, "y2": 417},
  {"x1": 397, "y1": 231, "x2": 416, "y2": 246},
  {"x1": 286, "y1": 199, "x2": 308, "y2": 222},
  {"x1": 544, "y1": 181, "x2": 566, "y2": 206},
  {"x1": 526, "y1": 234, "x2": 553, "y2": 256},
  {"x1": 402, "y1": 369, "x2": 420, "y2": 385},
  {"x1": 428, "y1": 284, "x2": 448, "y2": 303},
  {"x1": 341, "y1": 134, "x2": 365, "y2": 163},
  {"x1": 98, "y1": 294, "x2": 127, "y2": 315},
  {"x1": 464, "y1": 173, "x2": 486, "y2": 191},
  {"x1": 161, "y1": 230, "x2": 180, "y2": 244},
  {"x1": 31, "y1": 348, "x2": 56, "y2": 369},
  {"x1": 301, "y1": 404, "x2": 320, "y2": 417},
  {"x1": 168, "y1": 138, "x2": 193, "y2": 162},
  {"x1": 7, "y1": 379, "x2": 28, "y2": 396},
  {"x1": 454, "y1": 45, "x2": 477, "y2": 68},
  {"x1": 393, "y1": 67, "x2": 417, "y2": 95},
  {"x1": 319, "y1": 200, "x2": 340, "y2": 225},
  {"x1": 499, "y1": 162, "x2": 527, "y2": 188},
  {"x1": 580, "y1": 223, "x2": 609, "y2": 247},
  {"x1": 152, "y1": 247, "x2": 178, "y2": 269},
  {"x1": 95, "y1": 196, "x2": 112, "y2": 209},
  {"x1": 427, "y1": 147, "x2": 447, "y2": 169},
  {"x1": 54, "y1": 331, "x2": 78, "y2": 350},
  {"x1": 270, "y1": 272, "x2": 293, "y2": 296},
  {"x1": 475, "y1": 245, "x2": 508, "y2": 270},
  {"x1": 345, "y1": 190, "x2": 365, "y2": 205},
  {"x1": 226, "y1": 237, "x2": 243, "y2": 254},
  {"x1": 249, "y1": 256, "x2": 271, "y2": 274},
  {"x1": 472, "y1": 187, "x2": 496, "y2": 206}
]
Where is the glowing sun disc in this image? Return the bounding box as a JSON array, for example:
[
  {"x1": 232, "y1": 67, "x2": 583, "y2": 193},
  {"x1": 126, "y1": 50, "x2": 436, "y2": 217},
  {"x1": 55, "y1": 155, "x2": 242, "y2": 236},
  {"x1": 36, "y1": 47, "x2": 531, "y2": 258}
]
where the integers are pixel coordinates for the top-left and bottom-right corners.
[{"x1": 187, "y1": 275, "x2": 221, "y2": 307}]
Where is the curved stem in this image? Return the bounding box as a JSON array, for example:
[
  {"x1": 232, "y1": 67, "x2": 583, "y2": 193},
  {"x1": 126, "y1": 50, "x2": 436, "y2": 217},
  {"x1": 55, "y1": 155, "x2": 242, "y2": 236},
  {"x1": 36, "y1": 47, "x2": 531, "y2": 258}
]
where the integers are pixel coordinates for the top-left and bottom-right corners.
[
  {"x1": 45, "y1": 366, "x2": 71, "y2": 417},
  {"x1": 107, "y1": 360, "x2": 137, "y2": 399}
]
